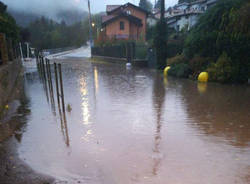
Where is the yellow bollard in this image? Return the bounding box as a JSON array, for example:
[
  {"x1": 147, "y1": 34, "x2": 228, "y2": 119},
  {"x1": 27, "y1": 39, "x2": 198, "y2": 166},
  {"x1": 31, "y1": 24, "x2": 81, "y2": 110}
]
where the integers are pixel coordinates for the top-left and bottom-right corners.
[
  {"x1": 164, "y1": 66, "x2": 171, "y2": 76},
  {"x1": 198, "y1": 72, "x2": 209, "y2": 82}
]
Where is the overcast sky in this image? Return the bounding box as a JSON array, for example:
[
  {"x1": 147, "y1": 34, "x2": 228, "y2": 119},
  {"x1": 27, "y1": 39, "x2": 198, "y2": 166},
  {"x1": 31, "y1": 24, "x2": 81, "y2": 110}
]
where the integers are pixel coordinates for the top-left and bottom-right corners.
[{"x1": 2, "y1": 0, "x2": 178, "y2": 15}]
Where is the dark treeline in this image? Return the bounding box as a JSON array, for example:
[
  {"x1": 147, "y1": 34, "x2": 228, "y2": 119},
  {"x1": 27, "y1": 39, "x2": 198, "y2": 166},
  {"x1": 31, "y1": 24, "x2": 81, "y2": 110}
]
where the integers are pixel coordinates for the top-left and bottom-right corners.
[
  {"x1": 21, "y1": 17, "x2": 89, "y2": 50},
  {"x1": 0, "y1": 2, "x2": 19, "y2": 42},
  {"x1": 20, "y1": 13, "x2": 103, "y2": 50},
  {"x1": 0, "y1": 1, "x2": 104, "y2": 51},
  {"x1": 139, "y1": 0, "x2": 153, "y2": 12},
  {"x1": 9, "y1": 9, "x2": 88, "y2": 27}
]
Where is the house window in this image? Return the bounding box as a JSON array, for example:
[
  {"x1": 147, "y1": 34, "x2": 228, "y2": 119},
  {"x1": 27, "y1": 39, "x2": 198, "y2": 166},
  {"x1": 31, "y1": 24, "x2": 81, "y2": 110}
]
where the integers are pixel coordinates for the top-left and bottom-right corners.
[
  {"x1": 126, "y1": 10, "x2": 131, "y2": 15},
  {"x1": 120, "y1": 21, "x2": 125, "y2": 30}
]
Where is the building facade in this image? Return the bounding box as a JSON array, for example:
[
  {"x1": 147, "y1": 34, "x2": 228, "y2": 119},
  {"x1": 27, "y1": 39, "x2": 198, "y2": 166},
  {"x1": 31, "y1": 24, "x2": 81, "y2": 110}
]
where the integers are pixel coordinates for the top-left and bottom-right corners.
[
  {"x1": 102, "y1": 3, "x2": 148, "y2": 41},
  {"x1": 154, "y1": 0, "x2": 218, "y2": 31}
]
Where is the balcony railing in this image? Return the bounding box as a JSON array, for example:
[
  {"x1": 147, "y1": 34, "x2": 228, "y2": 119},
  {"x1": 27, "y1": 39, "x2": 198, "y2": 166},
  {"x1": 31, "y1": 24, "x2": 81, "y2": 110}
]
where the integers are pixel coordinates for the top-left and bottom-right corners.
[
  {"x1": 107, "y1": 34, "x2": 139, "y2": 40},
  {"x1": 166, "y1": 9, "x2": 205, "y2": 19}
]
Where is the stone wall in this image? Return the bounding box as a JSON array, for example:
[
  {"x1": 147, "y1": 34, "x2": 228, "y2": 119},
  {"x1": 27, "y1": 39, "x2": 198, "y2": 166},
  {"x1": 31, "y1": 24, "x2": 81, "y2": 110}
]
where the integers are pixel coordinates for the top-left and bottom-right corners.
[
  {"x1": 0, "y1": 59, "x2": 22, "y2": 117},
  {"x1": 0, "y1": 33, "x2": 9, "y2": 64},
  {"x1": 7, "y1": 38, "x2": 15, "y2": 61}
]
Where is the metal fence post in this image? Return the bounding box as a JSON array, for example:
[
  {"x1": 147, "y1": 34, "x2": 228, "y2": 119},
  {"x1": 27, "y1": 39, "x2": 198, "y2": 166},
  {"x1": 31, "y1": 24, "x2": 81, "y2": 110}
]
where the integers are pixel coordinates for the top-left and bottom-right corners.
[
  {"x1": 54, "y1": 63, "x2": 61, "y2": 109},
  {"x1": 58, "y1": 64, "x2": 66, "y2": 114}
]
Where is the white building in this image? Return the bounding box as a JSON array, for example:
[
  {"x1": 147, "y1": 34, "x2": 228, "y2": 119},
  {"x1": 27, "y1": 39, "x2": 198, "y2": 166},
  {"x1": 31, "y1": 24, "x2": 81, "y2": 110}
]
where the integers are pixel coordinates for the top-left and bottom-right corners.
[
  {"x1": 147, "y1": 14, "x2": 158, "y2": 26},
  {"x1": 154, "y1": 0, "x2": 218, "y2": 31}
]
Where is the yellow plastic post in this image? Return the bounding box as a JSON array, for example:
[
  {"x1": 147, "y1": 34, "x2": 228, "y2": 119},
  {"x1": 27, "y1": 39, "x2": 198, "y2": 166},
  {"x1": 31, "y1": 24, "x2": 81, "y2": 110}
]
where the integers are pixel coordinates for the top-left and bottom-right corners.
[
  {"x1": 164, "y1": 66, "x2": 171, "y2": 76},
  {"x1": 198, "y1": 72, "x2": 209, "y2": 82}
]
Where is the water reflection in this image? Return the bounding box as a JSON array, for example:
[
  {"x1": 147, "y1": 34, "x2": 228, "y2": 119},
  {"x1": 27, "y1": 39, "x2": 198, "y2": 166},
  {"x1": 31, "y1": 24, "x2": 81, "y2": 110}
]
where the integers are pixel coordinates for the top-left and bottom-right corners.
[
  {"x1": 152, "y1": 74, "x2": 166, "y2": 176},
  {"x1": 38, "y1": 63, "x2": 56, "y2": 115},
  {"x1": 197, "y1": 82, "x2": 207, "y2": 94},
  {"x1": 39, "y1": 66, "x2": 50, "y2": 104},
  {"x1": 182, "y1": 82, "x2": 250, "y2": 147},
  {"x1": 92, "y1": 65, "x2": 98, "y2": 110},
  {"x1": 80, "y1": 76, "x2": 91, "y2": 125},
  {"x1": 58, "y1": 102, "x2": 70, "y2": 147},
  {"x1": 18, "y1": 60, "x2": 250, "y2": 184},
  {"x1": 94, "y1": 66, "x2": 99, "y2": 93},
  {"x1": 38, "y1": 63, "x2": 70, "y2": 147}
]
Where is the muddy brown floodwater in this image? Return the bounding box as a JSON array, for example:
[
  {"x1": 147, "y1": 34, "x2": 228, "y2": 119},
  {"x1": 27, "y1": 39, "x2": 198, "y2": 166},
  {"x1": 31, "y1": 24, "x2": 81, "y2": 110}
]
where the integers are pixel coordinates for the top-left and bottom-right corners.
[{"x1": 16, "y1": 58, "x2": 250, "y2": 184}]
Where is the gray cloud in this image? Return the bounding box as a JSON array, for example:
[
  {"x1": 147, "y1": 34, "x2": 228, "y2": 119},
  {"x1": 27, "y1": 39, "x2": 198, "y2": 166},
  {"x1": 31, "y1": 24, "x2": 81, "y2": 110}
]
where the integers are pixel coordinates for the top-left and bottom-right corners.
[{"x1": 2, "y1": 0, "x2": 178, "y2": 16}]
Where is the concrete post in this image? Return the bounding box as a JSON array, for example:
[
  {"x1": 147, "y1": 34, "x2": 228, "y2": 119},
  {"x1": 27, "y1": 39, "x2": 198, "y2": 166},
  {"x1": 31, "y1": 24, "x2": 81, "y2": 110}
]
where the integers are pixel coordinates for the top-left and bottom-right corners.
[{"x1": 0, "y1": 33, "x2": 9, "y2": 64}]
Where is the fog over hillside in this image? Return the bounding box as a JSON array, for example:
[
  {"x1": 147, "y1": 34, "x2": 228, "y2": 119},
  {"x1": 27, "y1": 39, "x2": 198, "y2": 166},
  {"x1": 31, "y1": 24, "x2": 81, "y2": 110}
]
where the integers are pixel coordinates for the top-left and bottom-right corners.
[
  {"x1": 2, "y1": 0, "x2": 178, "y2": 27},
  {"x1": 2, "y1": 0, "x2": 86, "y2": 18},
  {"x1": 2, "y1": 0, "x2": 88, "y2": 26},
  {"x1": 2, "y1": 0, "x2": 178, "y2": 15},
  {"x1": 8, "y1": 9, "x2": 41, "y2": 27},
  {"x1": 8, "y1": 8, "x2": 88, "y2": 27}
]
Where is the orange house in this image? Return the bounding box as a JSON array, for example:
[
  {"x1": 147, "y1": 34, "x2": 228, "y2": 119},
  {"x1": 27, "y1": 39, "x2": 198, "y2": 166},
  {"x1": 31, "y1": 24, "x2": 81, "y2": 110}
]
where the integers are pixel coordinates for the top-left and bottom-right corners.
[{"x1": 101, "y1": 3, "x2": 149, "y2": 41}]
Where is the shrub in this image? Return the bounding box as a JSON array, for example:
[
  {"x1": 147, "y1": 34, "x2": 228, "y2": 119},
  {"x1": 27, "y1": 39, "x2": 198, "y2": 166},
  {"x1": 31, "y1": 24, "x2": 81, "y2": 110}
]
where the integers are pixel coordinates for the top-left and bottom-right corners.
[
  {"x1": 166, "y1": 54, "x2": 191, "y2": 78},
  {"x1": 207, "y1": 52, "x2": 234, "y2": 83},
  {"x1": 184, "y1": 0, "x2": 250, "y2": 83},
  {"x1": 0, "y1": 2, "x2": 19, "y2": 42},
  {"x1": 168, "y1": 63, "x2": 191, "y2": 78},
  {"x1": 166, "y1": 54, "x2": 187, "y2": 66},
  {"x1": 189, "y1": 55, "x2": 210, "y2": 78},
  {"x1": 184, "y1": 0, "x2": 246, "y2": 58},
  {"x1": 167, "y1": 39, "x2": 184, "y2": 58},
  {"x1": 135, "y1": 45, "x2": 147, "y2": 59}
]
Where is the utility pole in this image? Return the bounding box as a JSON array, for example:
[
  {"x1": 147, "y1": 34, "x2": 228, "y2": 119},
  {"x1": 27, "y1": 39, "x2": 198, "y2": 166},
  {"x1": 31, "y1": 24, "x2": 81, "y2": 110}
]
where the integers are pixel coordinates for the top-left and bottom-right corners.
[
  {"x1": 154, "y1": 0, "x2": 167, "y2": 69},
  {"x1": 19, "y1": 42, "x2": 24, "y2": 62},
  {"x1": 160, "y1": 0, "x2": 165, "y2": 19},
  {"x1": 26, "y1": 42, "x2": 29, "y2": 58},
  {"x1": 88, "y1": 0, "x2": 94, "y2": 47}
]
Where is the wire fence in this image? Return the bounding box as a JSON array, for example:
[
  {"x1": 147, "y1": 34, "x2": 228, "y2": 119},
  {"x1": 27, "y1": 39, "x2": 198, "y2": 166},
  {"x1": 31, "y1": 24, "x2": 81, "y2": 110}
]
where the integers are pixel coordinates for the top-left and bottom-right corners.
[{"x1": 92, "y1": 43, "x2": 148, "y2": 60}]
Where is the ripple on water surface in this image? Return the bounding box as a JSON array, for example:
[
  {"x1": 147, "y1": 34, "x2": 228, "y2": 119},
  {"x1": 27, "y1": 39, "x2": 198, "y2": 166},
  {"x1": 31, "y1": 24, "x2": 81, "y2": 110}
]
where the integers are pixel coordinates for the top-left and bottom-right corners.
[{"x1": 18, "y1": 60, "x2": 250, "y2": 184}]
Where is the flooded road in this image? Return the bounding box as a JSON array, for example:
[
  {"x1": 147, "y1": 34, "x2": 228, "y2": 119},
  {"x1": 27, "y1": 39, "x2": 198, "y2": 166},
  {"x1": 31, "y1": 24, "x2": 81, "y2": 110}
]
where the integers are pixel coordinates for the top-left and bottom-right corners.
[{"x1": 18, "y1": 59, "x2": 250, "y2": 184}]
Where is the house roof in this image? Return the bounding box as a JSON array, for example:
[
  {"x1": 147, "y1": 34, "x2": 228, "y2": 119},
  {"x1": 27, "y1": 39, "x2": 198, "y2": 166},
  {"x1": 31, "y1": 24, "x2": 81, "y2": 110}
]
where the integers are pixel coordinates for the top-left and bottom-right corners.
[
  {"x1": 106, "y1": 5, "x2": 121, "y2": 13},
  {"x1": 106, "y1": 3, "x2": 150, "y2": 15},
  {"x1": 207, "y1": 0, "x2": 217, "y2": 5},
  {"x1": 189, "y1": 0, "x2": 207, "y2": 6},
  {"x1": 102, "y1": 13, "x2": 143, "y2": 27},
  {"x1": 174, "y1": 2, "x2": 189, "y2": 7},
  {"x1": 102, "y1": 15, "x2": 116, "y2": 23}
]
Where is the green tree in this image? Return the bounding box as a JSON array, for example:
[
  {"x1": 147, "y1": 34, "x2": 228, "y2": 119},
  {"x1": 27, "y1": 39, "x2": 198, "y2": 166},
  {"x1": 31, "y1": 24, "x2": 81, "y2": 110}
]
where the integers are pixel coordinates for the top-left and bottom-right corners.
[
  {"x1": 154, "y1": 0, "x2": 161, "y2": 9},
  {"x1": 139, "y1": 0, "x2": 153, "y2": 12},
  {"x1": 0, "y1": 1, "x2": 6, "y2": 13},
  {"x1": 20, "y1": 28, "x2": 30, "y2": 42},
  {"x1": 184, "y1": 0, "x2": 250, "y2": 83},
  {"x1": 0, "y1": 2, "x2": 19, "y2": 42},
  {"x1": 26, "y1": 15, "x2": 90, "y2": 50},
  {"x1": 154, "y1": 0, "x2": 167, "y2": 69}
]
